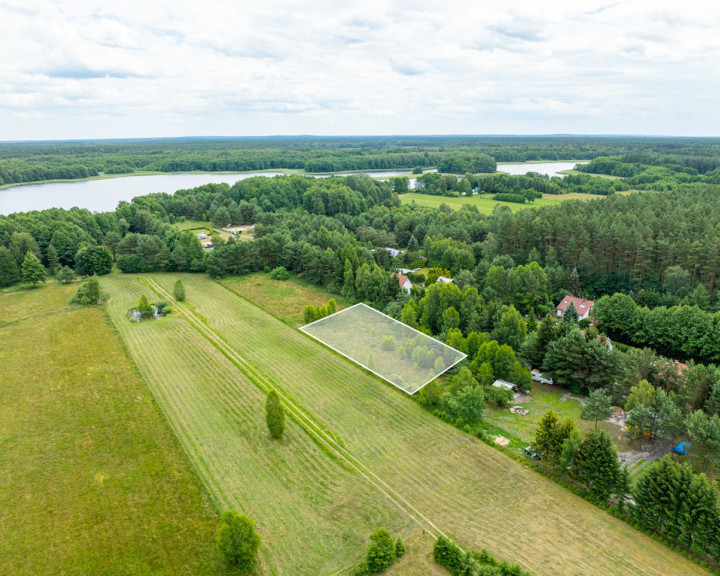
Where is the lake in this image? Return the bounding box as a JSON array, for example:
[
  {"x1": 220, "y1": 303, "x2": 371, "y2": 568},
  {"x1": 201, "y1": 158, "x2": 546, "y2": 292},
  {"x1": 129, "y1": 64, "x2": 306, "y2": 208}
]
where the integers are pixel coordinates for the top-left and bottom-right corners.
[
  {"x1": 496, "y1": 161, "x2": 584, "y2": 177},
  {"x1": 0, "y1": 172, "x2": 284, "y2": 215},
  {"x1": 0, "y1": 163, "x2": 583, "y2": 215}
]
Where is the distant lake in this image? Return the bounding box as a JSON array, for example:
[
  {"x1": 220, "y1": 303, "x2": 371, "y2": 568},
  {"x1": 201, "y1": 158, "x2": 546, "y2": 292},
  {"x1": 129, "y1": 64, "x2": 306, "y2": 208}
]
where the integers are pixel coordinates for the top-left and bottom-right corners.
[
  {"x1": 0, "y1": 172, "x2": 285, "y2": 215},
  {"x1": 0, "y1": 163, "x2": 584, "y2": 215},
  {"x1": 496, "y1": 161, "x2": 585, "y2": 177}
]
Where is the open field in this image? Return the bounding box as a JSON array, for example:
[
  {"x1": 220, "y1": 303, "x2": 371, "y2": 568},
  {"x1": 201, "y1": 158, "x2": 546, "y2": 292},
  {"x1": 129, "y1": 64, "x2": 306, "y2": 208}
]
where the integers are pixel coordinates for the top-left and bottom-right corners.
[
  {"x1": 146, "y1": 273, "x2": 709, "y2": 576},
  {"x1": 221, "y1": 272, "x2": 352, "y2": 326},
  {"x1": 101, "y1": 275, "x2": 414, "y2": 575},
  {"x1": 0, "y1": 284, "x2": 222, "y2": 576},
  {"x1": 302, "y1": 303, "x2": 465, "y2": 394},
  {"x1": 400, "y1": 192, "x2": 605, "y2": 213}
]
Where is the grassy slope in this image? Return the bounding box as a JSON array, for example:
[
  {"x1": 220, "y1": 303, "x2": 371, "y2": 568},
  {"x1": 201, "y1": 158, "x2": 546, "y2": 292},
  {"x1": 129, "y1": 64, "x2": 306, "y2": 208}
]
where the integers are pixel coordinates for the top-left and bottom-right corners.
[
  {"x1": 101, "y1": 275, "x2": 413, "y2": 576},
  {"x1": 0, "y1": 283, "x2": 222, "y2": 576},
  {"x1": 196, "y1": 273, "x2": 706, "y2": 576},
  {"x1": 400, "y1": 192, "x2": 605, "y2": 213}
]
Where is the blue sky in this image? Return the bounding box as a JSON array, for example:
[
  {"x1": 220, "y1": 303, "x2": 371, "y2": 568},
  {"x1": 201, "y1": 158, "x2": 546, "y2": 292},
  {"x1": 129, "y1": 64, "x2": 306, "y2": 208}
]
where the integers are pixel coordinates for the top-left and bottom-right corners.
[{"x1": 0, "y1": 0, "x2": 718, "y2": 140}]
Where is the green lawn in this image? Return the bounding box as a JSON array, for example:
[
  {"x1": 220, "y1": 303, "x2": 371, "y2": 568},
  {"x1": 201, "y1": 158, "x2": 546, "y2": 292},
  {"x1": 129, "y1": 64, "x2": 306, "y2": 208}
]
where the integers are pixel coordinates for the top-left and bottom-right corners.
[
  {"x1": 400, "y1": 192, "x2": 605, "y2": 213},
  {"x1": 0, "y1": 283, "x2": 223, "y2": 576},
  {"x1": 483, "y1": 381, "x2": 632, "y2": 452},
  {"x1": 141, "y1": 273, "x2": 708, "y2": 576}
]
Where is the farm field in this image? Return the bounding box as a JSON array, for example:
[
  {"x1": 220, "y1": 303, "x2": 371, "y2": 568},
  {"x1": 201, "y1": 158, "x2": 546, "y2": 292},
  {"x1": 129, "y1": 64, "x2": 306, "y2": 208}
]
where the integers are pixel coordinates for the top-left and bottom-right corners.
[
  {"x1": 150, "y1": 273, "x2": 709, "y2": 576},
  {"x1": 101, "y1": 275, "x2": 415, "y2": 576},
  {"x1": 221, "y1": 272, "x2": 352, "y2": 327},
  {"x1": 0, "y1": 283, "x2": 223, "y2": 576},
  {"x1": 400, "y1": 192, "x2": 605, "y2": 213}
]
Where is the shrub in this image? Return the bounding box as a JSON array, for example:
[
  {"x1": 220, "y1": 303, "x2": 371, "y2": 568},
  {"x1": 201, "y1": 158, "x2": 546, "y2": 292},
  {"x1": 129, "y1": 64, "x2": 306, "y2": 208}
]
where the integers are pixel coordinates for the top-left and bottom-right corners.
[
  {"x1": 173, "y1": 279, "x2": 185, "y2": 301},
  {"x1": 265, "y1": 389, "x2": 286, "y2": 439},
  {"x1": 365, "y1": 528, "x2": 396, "y2": 573},
  {"x1": 216, "y1": 510, "x2": 261, "y2": 571},
  {"x1": 269, "y1": 266, "x2": 290, "y2": 280},
  {"x1": 381, "y1": 335, "x2": 397, "y2": 351},
  {"x1": 70, "y1": 276, "x2": 102, "y2": 306}
]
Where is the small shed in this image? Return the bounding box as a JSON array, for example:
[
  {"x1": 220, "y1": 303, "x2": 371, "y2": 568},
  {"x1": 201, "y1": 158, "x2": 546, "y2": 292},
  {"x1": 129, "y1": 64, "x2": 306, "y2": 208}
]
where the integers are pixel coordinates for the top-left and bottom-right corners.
[{"x1": 492, "y1": 379, "x2": 518, "y2": 393}]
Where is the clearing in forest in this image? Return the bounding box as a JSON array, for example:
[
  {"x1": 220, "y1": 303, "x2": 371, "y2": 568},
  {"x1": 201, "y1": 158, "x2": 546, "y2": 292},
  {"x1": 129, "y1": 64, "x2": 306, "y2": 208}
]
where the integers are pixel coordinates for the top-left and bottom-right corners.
[{"x1": 301, "y1": 303, "x2": 465, "y2": 394}]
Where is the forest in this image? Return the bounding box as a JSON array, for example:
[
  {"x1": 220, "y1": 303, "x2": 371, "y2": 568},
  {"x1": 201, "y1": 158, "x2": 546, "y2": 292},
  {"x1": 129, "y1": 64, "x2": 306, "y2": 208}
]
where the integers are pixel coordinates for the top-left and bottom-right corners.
[{"x1": 2, "y1": 135, "x2": 720, "y2": 186}]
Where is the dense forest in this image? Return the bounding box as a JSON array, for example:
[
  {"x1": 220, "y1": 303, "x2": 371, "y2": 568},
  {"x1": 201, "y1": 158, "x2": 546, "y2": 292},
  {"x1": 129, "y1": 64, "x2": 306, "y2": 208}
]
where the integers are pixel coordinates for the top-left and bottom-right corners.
[{"x1": 1, "y1": 135, "x2": 719, "y2": 186}]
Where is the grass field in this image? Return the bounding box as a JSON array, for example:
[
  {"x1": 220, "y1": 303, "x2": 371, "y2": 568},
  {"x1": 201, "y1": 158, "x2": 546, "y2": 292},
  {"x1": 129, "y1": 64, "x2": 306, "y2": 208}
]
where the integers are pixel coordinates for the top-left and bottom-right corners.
[
  {"x1": 0, "y1": 283, "x2": 223, "y2": 575},
  {"x1": 101, "y1": 275, "x2": 414, "y2": 575},
  {"x1": 147, "y1": 273, "x2": 709, "y2": 576},
  {"x1": 400, "y1": 192, "x2": 605, "y2": 213},
  {"x1": 222, "y1": 272, "x2": 352, "y2": 326}
]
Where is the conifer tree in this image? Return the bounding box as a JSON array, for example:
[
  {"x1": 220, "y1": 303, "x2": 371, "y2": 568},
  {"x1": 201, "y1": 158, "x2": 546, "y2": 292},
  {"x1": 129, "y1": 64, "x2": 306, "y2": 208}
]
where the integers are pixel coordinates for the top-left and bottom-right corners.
[
  {"x1": 265, "y1": 389, "x2": 285, "y2": 440},
  {"x1": 0, "y1": 246, "x2": 20, "y2": 286},
  {"x1": 173, "y1": 279, "x2": 186, "y2": 301},
  {"x1": 563, "y1": 300, "x2": 579, "y2": 323},
  {"x1": 581, "y1": 389, "x2": 614, "y2": 431},
  {"x1": 575, "y1": 430, "x2": 621, "y2": 502}
]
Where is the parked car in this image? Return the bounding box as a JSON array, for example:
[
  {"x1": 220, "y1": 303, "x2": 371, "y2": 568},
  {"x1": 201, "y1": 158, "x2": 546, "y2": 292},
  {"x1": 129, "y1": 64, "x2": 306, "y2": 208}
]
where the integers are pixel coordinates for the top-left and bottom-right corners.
[
  {"x1": 524, "y1": 446, "x2": 541, "y2": 460},
  {"x1": 531, "y1": 370, "x2": 553, "y2": 385}
]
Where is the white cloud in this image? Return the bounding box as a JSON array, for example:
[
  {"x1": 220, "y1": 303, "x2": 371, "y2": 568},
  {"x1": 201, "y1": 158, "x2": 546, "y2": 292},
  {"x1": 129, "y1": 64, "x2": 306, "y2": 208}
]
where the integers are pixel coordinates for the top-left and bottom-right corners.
[{"x1": 0, "y1": 0, "x2": 718, "y2": 139}]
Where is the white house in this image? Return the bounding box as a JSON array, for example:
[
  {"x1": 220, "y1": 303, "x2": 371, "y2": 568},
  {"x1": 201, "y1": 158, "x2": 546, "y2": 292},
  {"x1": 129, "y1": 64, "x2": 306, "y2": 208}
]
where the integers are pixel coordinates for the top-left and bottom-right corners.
[
  {"x1": 196, "y1": 233, "x2": 209, "y2": 240},
  {"x1": 556, "y1": 295, "x2": 595, "y2": 320},
  {"x1": 396, "y1": 273, "x2": 413, "y2": 293}
]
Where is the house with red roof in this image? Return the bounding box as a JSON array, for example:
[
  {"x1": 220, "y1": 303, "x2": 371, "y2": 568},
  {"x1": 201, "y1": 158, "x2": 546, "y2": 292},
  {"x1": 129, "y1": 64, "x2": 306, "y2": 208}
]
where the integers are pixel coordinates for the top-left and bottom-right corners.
[
  {"x1": 395, "y1": 273, "x2": 413, "y2": 293},
  {"x1": 556, "y1": 295, "x2": 595, "y2": 320}
]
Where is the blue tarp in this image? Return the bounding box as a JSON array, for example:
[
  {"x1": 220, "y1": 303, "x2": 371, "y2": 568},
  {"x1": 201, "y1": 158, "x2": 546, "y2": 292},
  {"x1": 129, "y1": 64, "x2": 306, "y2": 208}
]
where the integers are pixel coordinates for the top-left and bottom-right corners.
[{"x1": 673, "y1": 441, "x2": 693, "y2": 455}]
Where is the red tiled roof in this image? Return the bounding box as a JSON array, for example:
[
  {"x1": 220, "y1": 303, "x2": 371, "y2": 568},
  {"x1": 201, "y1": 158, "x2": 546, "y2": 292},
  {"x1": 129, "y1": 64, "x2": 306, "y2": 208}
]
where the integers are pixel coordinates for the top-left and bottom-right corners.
[
  {"x1": 396, "y1": 273, "x2": 411, "y2": 287},
  {"x1": 556, "y1": 295, "x2": 595, "y2": 314}
]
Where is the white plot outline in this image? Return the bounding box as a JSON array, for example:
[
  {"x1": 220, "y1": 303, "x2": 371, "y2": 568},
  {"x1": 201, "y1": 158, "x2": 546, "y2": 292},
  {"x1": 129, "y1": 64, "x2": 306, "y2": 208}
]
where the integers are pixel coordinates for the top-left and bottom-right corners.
[{"x1": 300, "y1": 303, "x2": 466, "y2": 395}]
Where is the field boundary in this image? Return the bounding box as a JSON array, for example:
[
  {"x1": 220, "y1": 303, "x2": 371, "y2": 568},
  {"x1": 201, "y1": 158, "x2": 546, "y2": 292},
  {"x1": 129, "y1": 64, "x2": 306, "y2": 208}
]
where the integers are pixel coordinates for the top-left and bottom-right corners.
[
  {"x1": 300, "y1": 302, "x2": 466, "y2": 395},
  {"x1": 144, "y1": 277, "x2": 449, "y2": 541}
]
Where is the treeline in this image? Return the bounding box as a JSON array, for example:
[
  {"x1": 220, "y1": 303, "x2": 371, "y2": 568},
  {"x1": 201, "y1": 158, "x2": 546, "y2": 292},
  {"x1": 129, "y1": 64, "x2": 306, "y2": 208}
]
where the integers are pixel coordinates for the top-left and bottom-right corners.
[
  {"x1": 412, "y1": 171, "x2": 629, "y2": 198},
  {"x1": 594, "y1": 293, "x2": 720, "y2": 363},
  {"x1": 2, "y1": 136, "x2": 719, "y2": 186}
]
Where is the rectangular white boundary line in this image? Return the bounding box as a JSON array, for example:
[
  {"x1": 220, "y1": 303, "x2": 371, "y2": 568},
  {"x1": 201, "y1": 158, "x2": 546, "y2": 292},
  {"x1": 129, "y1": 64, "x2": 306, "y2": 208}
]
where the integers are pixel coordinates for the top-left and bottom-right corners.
[{"x1": 299, "y1": 302, "x2": 467, "y2": 395}]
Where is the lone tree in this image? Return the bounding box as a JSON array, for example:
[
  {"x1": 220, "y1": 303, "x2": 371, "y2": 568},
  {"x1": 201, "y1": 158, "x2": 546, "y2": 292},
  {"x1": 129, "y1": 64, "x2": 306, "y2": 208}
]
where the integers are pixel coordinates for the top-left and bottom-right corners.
[
  {"x1": 364, "y1": 528, "x2": 396, "y2": 573},
  {"x1": 173, "y1": 279, "x2": 186, "y2": 301},
  {"x1": 57, "y1": 265, "x2": 76, "y2": 284},
  {"x1": 265, "y1": 389, "x2": 286, "y2": 439},
  {"x1": 22, "y1": 251, "x2": 45, "y2": 286},
  {"x1": 137, "y1": 294, "x2": 154, "y2": 318},
  {"x1": 216, "y1": 510, "x2": 261, "y2": 572},
  {"x1": 581, "y1": 389, "x2": 614, "y2": 431}
]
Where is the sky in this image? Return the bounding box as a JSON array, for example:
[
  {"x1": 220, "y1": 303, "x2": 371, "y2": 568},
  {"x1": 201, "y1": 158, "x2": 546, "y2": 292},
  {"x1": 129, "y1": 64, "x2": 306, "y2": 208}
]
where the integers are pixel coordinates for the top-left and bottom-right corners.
[{"x1": 0, "y1": 0, "x2": 719, "y2": 140}]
